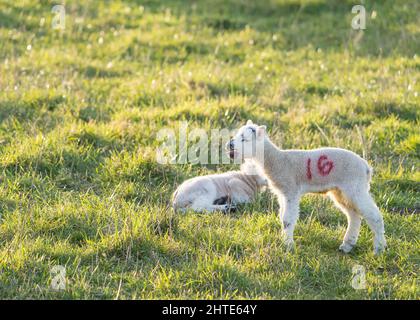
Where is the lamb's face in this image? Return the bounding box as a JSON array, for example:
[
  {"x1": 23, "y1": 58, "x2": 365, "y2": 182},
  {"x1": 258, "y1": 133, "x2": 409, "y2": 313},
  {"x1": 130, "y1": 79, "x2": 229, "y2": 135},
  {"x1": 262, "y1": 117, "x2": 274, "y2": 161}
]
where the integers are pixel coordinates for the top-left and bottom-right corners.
[{"x1": 226, "y1": 120, "x2": 266, "y2": 161}]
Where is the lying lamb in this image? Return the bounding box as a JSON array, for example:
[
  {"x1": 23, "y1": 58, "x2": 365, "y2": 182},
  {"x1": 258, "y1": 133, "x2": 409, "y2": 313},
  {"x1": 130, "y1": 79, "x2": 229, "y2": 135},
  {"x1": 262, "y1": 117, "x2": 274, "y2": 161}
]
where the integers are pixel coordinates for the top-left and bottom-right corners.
[
  {"x1": 172, "y1": 162, "x2": 267, "y2": 213},
  {"x1": 227, "y1": 120, "x2": 386, "y2": 254}
]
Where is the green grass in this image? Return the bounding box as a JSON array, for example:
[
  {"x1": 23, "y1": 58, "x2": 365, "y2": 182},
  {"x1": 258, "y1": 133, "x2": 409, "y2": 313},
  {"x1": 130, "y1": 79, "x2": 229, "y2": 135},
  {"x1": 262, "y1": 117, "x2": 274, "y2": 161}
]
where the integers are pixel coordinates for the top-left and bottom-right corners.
[{"x1": 0, "y1": 0, "x2": 419, "y2": 299}]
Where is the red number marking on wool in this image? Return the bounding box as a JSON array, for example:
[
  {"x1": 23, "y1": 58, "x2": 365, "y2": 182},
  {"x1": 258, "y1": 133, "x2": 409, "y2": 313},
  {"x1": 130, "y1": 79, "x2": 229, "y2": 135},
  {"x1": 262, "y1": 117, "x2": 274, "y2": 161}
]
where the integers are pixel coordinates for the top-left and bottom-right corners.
[
  {"x1": 317, "y1": 155, "x2": 334, "y2": 176},
  {"x1": 306, "y1": 158, "x2": 312, "y2": 180}
]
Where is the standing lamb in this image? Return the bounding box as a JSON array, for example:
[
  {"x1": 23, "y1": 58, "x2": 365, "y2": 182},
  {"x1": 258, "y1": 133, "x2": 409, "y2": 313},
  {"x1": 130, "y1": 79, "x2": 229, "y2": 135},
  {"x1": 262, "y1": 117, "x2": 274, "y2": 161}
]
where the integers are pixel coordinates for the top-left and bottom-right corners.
[{"x1": 227, "y1": 120, "x2": 386, "y2": 254}]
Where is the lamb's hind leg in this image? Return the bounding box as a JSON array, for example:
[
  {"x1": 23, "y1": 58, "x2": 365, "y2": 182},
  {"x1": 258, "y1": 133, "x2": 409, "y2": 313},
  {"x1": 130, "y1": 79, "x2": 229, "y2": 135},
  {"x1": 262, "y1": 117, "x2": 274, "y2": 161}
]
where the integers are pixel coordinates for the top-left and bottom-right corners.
[
  {"x1": 328, "y1": 189, "x2": 362, "y2": 253},
  {"x1": 340, "y1": 187, "x2": 386, "y2": 254}
]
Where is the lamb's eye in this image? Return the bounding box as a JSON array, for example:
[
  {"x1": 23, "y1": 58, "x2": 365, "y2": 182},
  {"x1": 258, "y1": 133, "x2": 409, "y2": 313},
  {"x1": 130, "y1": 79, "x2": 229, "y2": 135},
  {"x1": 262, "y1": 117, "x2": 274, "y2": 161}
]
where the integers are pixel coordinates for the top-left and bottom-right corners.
[{"x1": 241, "y1": 137, "x2": 245, "y2": 142}]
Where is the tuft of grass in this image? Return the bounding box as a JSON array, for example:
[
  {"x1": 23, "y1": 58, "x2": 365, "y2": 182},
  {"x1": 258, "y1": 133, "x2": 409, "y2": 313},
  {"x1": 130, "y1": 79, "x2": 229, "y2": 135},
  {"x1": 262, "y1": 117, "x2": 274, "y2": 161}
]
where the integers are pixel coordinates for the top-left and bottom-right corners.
[{"x1": 0, "y1": 0, "x2": 419, "y2": 299}]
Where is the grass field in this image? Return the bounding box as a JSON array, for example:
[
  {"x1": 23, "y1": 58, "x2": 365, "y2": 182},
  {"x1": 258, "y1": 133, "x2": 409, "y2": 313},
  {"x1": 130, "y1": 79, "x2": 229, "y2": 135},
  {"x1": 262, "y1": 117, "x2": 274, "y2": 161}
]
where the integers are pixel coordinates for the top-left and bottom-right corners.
[{"x1": 0, "y1": 0, "x2": 419, "y2": 299}]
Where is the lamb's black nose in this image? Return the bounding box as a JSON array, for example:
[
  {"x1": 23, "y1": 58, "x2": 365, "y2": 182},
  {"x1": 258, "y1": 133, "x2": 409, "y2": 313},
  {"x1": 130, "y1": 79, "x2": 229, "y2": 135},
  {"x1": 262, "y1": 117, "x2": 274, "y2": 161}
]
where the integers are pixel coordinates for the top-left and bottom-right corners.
[{"x1": 228, "y1": 140, "x2": 235, "y2": 150}]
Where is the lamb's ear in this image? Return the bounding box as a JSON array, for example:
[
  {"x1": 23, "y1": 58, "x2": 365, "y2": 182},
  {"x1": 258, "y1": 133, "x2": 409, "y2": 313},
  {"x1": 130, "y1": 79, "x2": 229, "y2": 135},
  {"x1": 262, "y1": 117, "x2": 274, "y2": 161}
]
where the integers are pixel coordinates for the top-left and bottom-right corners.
[
  {"x1": 246, "y1": 120, "x2": 253, "y2": 125},
  {"x1": 256, "y1": 125, "x2": 266, "y2": 138}
]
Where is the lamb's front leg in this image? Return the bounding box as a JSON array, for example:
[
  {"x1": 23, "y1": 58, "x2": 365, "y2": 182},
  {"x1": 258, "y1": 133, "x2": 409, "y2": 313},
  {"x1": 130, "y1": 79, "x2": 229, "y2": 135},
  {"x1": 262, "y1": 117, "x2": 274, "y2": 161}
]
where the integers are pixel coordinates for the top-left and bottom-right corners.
[{"x1": 279, "y1": 194, "x2": 301, "y2": 251}]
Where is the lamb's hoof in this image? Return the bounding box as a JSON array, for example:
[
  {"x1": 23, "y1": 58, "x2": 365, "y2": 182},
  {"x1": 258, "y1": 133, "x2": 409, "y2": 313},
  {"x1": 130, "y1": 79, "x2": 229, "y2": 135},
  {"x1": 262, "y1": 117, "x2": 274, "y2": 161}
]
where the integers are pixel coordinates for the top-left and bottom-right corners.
[
  {"x1": 339, "y1": 242, "x2": 354, "y2": 254},
  {"x1": 374, "y1": 238, "x2": 387, "y2": 255},
  {"x1": 374, "y1": 245, "x2": 386, "y2": 255},
  {"x1": 284, "y1": 240, "x2": 295, "y2": 253}
]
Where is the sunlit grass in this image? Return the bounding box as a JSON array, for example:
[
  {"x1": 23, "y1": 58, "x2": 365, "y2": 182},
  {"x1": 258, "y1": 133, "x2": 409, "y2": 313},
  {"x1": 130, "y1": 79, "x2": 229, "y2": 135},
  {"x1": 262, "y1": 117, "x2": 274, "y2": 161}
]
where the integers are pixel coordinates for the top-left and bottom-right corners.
[{"x1": 0, "y1": 0, "x2": 419, "y2": 299}]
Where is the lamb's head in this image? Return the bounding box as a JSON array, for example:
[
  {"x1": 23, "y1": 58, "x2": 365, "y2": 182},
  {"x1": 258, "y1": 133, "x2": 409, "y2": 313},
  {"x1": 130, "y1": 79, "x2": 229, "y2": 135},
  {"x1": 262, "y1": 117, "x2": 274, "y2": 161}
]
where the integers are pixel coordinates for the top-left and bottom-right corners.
[{"x1": 226, "y1": 120, "x2": 266, "y2": 161}]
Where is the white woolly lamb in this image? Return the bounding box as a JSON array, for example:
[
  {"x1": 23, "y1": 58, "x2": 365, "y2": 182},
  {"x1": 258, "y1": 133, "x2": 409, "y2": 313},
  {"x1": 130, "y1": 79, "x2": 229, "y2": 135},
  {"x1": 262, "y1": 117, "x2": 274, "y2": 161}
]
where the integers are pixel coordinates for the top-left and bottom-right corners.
[
  {"x1": 227, "y1": 120, "x2": 386, "y2": 254},
  {"x1": 172, "y1": 161, "x2": 267, "y2": 213}
]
